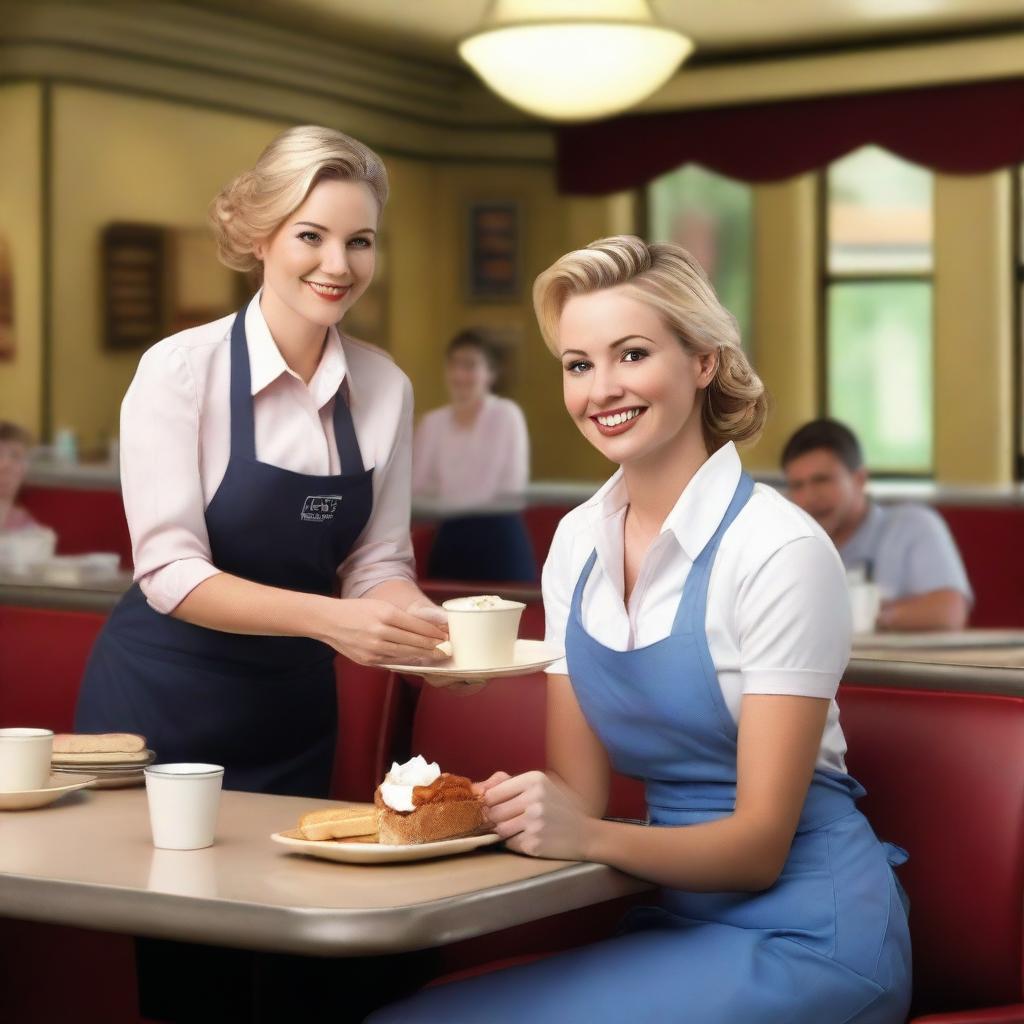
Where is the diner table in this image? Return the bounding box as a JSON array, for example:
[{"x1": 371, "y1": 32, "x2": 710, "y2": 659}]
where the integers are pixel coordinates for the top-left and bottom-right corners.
[
  {"x1": 848, "y1": 629, "x2": 1024, "y2": 695},
  {"x1": 0, "y1": 787, "x2": 651, "y2": 958}
]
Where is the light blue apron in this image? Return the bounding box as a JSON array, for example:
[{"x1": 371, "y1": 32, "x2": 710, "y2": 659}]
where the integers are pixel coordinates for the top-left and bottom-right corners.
[{"x1": 370, "y1": 472, "x2": 912, "y2": 1024}]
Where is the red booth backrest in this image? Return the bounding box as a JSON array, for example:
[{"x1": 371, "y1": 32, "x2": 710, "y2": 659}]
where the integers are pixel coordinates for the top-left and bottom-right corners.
[
  {"x1": 839, "y1": 685, "x2": 1024, "y2": 1017},
  {"x1": 935, "y1": 505, "x2": 1024, "y2": 628},
  {"x1": 20, "y1": 485, "x2": 133, "y2": 569},
  {"x1": 0, "y1": 606, "x2": 106, "y2": 730},
  {"x1": 410, "y1": 672, "x2": 646, "y2": 821}
]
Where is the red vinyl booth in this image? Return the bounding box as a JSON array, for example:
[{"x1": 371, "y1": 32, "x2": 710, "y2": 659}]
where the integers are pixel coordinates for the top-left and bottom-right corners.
[
  {"x1": 398, "y1": 679, "x2": 1024, "y2": 1023},
  {"x1": 19, "y1": 484, "x2": 133, "y2": 568},
  {"x1": 3, "y1": 595, "x2": 1023, "y2": 1022}
]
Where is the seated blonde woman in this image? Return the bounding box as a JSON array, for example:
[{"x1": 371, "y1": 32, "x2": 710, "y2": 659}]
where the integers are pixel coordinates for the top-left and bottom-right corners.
[{"x1": 370, "y1": 237, "x2": 911, "y2": 1024}]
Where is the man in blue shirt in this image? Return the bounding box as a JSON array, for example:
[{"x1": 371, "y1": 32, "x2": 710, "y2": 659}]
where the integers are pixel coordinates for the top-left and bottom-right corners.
[{"x1": 782, "y1": 419, "x2": 972, "y2": 631}]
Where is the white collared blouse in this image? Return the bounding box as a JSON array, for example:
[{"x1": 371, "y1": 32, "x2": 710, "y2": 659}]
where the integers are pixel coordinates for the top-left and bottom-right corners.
[
  {"x1": 543, "y1": 442, "x2": 852, "y2": 774},
  {"x1": 120, "y1": 293, "x2": 416, "y2": 614}
]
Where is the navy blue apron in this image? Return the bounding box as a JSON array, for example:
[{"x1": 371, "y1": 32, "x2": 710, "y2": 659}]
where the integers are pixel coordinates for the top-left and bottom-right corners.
[
  {"x1": 76, "y1": 307, "x2": 373, "y2": 798},
  {"x1": 427, "y1": 512, "x2": 536, "y2": 583}
]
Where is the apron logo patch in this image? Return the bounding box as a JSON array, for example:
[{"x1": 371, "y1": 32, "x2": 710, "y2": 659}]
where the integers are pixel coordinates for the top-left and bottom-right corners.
[{"x1": 301, "y1": 495, "x2": 343, "y2": 522}]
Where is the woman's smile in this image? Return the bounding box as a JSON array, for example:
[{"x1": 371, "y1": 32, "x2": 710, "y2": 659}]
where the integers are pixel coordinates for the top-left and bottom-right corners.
[
  {"x1": 303, "y1": 279, "x2": 351, "y2": 303},
  {"x1": 590, "y1": 405, "x2": 648, "y2": 436}
]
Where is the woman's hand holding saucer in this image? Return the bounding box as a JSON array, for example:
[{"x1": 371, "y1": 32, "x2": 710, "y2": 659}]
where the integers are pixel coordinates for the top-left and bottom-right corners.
[
  {"x1": 478, "y1": 770, "x2": 593, "y2": 860},
  {"x1": 325, "y1": 599, "x2": 450, "y2": 667}
]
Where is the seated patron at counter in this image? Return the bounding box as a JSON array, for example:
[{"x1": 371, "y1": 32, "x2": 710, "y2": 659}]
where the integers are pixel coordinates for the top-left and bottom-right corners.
[
  {"x1": 782, "y1": 419, "x2": 971, "y2": 631},
  {"x1": 0, "y1": 421, "x2": 39, "y2": 531}
]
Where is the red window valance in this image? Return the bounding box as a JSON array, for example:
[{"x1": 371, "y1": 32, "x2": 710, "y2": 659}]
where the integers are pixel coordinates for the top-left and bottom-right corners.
[{"x1": 556, "y1": 76, "x2": 1024, "y2": 193}]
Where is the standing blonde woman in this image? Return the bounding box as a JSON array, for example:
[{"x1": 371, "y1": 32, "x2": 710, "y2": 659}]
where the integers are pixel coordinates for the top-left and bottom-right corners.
[
  {"x1": 371, "y1": 237, "x2": 912, "y2": 1023},
  {"x1": 76, "y1": 126, "x2": 449, "y2": 799}
]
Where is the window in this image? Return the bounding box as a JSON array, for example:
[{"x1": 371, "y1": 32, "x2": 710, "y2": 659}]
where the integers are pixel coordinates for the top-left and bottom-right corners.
[
  {"x1": 825, "y1": 146, "x2": 933, "y2": 473},
  {"x1": 647, "y1": 164, "x2": 754, "y2": 348}
]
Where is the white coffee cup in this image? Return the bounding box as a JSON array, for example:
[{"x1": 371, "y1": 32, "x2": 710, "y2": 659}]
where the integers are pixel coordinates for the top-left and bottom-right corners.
[
  {"x1": 441, "y1": 595, "x2": 526, "y2": 668},
  {"x1": 144, "y1": 763, "x2": 224, "y2": 850},
  {"x1": 849, "y1": 582, "x2": 882, "y2": 634},
  {"x1": 0, "y1": 728, "x2": 54, "y2": 792}
]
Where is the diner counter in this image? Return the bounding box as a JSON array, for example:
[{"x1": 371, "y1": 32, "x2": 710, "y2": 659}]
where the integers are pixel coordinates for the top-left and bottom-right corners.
[
  {"x1": 4, "y1": 572, "x2": 1024, "y2": 694},
  {"x1": 0, "y1": 788, "x2": 651, "y2": 957},
  {"x1": 25, "y1": 460, "x2": 1024, "y2": 508},
  {"x1": 0, "y1": 568, "x2": 133, "y2": 612}
]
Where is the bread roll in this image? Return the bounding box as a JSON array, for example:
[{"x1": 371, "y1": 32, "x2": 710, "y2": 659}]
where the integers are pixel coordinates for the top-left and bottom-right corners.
[
  {"x1": 298, "y1": 805, "x2": 376, "y2": 841},
  {"x1": 375, "y1": 772, "x2": 487, "y2": 845},
  {"x1": 52, "y1": 733, "x2": 146, "y2": 754}
]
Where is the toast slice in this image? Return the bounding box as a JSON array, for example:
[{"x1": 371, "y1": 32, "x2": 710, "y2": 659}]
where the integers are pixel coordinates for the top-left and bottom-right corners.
[{"x1": 298, "y1": 805, "x2": 377, "y2": 841}]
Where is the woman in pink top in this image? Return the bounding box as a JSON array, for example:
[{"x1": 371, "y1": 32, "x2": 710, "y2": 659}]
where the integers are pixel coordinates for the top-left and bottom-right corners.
[
  {"x1": 75, "y1": 126, "x2": 451, "y2": 800},
  {"x1": 0, "y1": 421, "x2": 39, "y2": 532},
  {"x1": 413, "y1": 330, "x2": 535, "y2": 581}
]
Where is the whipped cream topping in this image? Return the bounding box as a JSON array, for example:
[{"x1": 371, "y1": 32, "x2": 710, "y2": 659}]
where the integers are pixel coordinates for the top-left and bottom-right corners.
[
  {"x1": 379, "y1": 754, "x2": 441, "y2": 812},
  {"x1": 444, "y1": 594, "x2": 518, "y2": 611}
]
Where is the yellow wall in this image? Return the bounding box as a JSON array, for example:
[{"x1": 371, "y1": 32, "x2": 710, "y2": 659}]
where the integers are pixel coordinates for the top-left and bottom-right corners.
[
  {"x1": 388, "y1": 159, "x2": 635, "y2": 483},
  {"x1": 933, "y1": 170, "x2": 1015, "y2": 485},
  {"x1": 44, "y1": 84, "x2": 632, "y2": 481},
  {"x1": 32, "y1": 84, "x2": 1021, "y2": 487},
  {"x1": 0, "y1": 83, "x2": 43, "y2": 435},
  {"x1": 745, "y1": 173, "x2": 820, "y2": 472},
  {"x1": 50, "y1": 86, "x2": 289, "y2": 451}
]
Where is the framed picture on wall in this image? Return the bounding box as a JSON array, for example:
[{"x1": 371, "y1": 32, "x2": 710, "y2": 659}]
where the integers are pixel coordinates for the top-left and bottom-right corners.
[
  {"x1": 466, "y1": 201, "x2": 520, "y2": 302},
  {"x1": 102, "y1": 223, "x2": 167, "y2": 350}
]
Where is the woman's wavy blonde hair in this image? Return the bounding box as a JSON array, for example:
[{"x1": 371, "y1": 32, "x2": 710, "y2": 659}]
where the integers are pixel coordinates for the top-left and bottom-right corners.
[
  {"x1": 533, "y1": 235, "x2": 768, "y2": 452},
  {"x1": 209, "y1": 125, "x2": 389, "y2": 273}
]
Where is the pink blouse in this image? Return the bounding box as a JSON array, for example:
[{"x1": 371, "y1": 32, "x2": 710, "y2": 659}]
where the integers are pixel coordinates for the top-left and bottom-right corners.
[
  {"x1": 412, "y1": 395, "x2": 529, "y2": 511},
  {"x1": 120, "y1": 294, "x2": 416, "y2": 614}
]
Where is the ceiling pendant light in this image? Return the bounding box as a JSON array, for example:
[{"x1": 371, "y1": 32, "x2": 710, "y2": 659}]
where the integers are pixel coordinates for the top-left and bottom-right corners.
[{"x1": 459, "y1": 0, "x2": 694, "y2": 123}]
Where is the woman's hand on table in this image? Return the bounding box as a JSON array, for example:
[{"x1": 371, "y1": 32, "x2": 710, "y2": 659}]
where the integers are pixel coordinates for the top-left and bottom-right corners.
[
  {"x1": 323, "y1": 599, "x2": 450, "y2": 667},
  {"x1": 476, "y1": 770, "x2": 594, "y2": 860}
]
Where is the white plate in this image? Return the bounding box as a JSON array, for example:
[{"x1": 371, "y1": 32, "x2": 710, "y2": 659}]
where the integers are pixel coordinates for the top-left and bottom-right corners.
[
  {"x1": 0, "y1": 772, "x2": 97, "y2": 810},
  {"x1": 270, "y1": 829, "x2": 502, "y2": 864},
  {"x1": 383, "y1": 639, "x2": 563, "y2": 679}
]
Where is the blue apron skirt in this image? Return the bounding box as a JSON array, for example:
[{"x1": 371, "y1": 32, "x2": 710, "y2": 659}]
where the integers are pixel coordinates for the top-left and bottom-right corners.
[
  {"x1": 370, "y1": 472, "x2": 912, "y2": 1024},
  {"x1": 76, "y1": 306, "x2": 373, "y2": 799}
]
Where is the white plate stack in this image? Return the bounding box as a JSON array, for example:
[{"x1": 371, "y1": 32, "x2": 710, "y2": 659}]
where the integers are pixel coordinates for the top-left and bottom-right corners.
[{"x1": 51, "y1": 733, "x2": 154, "y2": 789}]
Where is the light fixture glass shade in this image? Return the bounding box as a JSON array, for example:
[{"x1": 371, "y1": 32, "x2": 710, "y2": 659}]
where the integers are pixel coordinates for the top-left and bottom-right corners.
[{"x1": 459, "y1": 22, "x2": 693, "y2": 122}]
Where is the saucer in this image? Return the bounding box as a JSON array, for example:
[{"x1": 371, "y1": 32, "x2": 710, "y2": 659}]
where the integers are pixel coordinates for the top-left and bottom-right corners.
[
  {"x1": 0, "y1": 772, "x2": 97, "y2": 810},
  {"x1": 271, "y1": 829, "x2": 502, "y2": 864},
  {"x1": 383, "y1": 639, "x2": 563, "y2": 679}
]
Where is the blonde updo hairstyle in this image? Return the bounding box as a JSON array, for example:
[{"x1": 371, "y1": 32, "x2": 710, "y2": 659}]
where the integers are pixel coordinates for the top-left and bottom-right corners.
[
  {"x1": 533, "y1": 235, "x2": 768, "y2": 452},
  {"x1": 209, "y1": 125, "x2": 389, "y2": 273}
]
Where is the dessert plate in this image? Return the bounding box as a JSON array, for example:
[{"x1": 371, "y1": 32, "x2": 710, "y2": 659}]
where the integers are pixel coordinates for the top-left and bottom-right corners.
[
  {"x1": 383, "y1": 639, "x2": 563, "y2": 680},
  {"x1": 270, "y1": 829, "x2": 502, "y2": 864},
  {"x1": 0, "y1": 772, "x2": 97, "y2": 810}
]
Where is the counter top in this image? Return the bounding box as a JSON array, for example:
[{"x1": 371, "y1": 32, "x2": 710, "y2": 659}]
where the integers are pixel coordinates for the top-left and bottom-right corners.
[{"x1": 0, "y1": 788, "x2": 651, "y2": 957}]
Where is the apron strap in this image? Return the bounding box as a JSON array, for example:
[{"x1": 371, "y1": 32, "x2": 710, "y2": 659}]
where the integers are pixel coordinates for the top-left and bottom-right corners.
[
  {"x1": 229, "y1": 304, "x2": 366, "y2": 475},
  {"x1": 332, "y1": 381, "x2": 366, "y2": 475},
  {"x1": 673, "y1": 471, "x2": 755, "y2": 633},
  {"x1": 570, "y1": 549, "x2": 599, "y2": 623},
  {"x1": 229, "y1": 306, "x2": 257, "y2": 461}
]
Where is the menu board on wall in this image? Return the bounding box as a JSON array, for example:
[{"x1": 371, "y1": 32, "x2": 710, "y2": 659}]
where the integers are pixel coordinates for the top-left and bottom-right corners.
[
  {"x1": 103, "y1": 223, "x2": 166, "y2": 349},
  {"x1": 467, "y1": 201, "x2": 520, "y2": 301}
]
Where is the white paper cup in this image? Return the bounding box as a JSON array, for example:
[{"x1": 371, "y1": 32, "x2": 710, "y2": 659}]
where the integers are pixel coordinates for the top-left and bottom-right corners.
[
  {"x1": 442, "y1": 597, "x2": 525, "y2": 669},
  {"x1": 144, "y1": 763, "x2": 224, "y2": 850},
  {"x1": 0, "y1": 728, "x2": 54, "y2": 792},
  {"x1": 849, "y1": 582, "x2": 882, "y2": 634}
]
